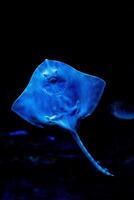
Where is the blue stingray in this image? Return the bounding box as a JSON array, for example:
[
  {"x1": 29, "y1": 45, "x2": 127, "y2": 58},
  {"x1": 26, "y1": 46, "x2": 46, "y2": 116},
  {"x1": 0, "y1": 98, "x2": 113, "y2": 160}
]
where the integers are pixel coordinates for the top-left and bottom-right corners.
[{"x1": 11, "y1": 59, "x2": 114, "y2": 176}]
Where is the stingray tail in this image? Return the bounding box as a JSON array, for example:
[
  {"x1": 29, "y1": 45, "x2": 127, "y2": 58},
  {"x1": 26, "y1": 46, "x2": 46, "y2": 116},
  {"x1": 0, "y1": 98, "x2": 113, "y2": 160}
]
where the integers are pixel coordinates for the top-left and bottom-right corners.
[{"x1": 71, "y1": 131, "x2": 114, "y2": 176}]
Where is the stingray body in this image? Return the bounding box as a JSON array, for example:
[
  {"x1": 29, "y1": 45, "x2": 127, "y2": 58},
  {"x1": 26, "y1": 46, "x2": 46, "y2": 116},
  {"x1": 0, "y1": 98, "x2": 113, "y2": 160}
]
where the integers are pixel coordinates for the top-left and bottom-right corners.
[{"x1": 12, "y1": 59, "x2": 113, "y2": 176}]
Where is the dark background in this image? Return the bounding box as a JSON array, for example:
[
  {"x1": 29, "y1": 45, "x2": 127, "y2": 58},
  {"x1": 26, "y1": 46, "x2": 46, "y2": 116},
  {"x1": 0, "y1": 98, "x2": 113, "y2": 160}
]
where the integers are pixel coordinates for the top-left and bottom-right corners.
[{"x1": 0, "y1": 5, "x2": 134, "y2": 199}]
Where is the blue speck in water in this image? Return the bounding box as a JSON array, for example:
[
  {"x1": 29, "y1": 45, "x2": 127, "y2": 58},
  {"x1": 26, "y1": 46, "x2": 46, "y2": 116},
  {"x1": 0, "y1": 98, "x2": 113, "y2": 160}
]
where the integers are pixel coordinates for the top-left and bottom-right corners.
[
  {"x1": 111, "y1": 101, "x2": 134, "y2": 120},
  {"x1": 47, "y1": 135, "x2": 56, "y2": 142}
]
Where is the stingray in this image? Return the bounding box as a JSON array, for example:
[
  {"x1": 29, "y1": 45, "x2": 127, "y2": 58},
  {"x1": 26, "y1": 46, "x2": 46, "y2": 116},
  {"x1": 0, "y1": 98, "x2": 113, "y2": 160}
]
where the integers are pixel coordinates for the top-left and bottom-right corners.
[{"x1": 11, "y1": 59, "x2": 114, "y2": 176}]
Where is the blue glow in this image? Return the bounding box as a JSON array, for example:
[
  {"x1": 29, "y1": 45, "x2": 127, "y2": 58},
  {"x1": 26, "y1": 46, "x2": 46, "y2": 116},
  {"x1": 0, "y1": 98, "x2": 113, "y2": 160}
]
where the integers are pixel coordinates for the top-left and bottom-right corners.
[
  {"x1": 9, "y1": 130, "x2": 28, "y2": 136},
  {"x1": 11, "y1": 59, "x2": 113, "y2": 176},
  {"x1": 111, "y1": 101, "x2": 134, "y2": 120},
  {"x1": 0, "y1": 130, "x2": 28, "y2": 137},
  {"x1": 47, "y1": 135, "x2": 56, "y2": 142}
]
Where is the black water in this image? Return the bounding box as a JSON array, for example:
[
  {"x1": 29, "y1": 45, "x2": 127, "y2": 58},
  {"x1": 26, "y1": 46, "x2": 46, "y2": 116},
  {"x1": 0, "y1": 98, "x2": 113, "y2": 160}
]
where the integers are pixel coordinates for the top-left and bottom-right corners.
[{"x1": 0, "y1": 7, "x2": 134, "y2": 199}]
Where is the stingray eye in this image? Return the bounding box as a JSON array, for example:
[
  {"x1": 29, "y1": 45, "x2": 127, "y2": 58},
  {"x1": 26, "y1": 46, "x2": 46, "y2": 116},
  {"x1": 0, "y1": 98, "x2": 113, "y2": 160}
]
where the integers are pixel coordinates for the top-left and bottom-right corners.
[
  {"x1": 43, "y1": 76, "x2": 67, "y2": 95},
  {"x1": 42, "y1": 72, "x2": 48, "y2": 77},
  {"x1": 53, "y1": 68, "x2": 58, "y2": 74}
]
